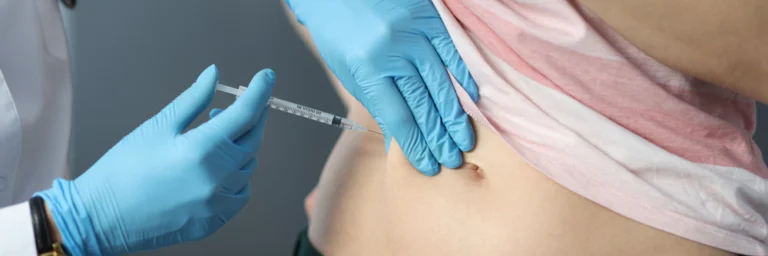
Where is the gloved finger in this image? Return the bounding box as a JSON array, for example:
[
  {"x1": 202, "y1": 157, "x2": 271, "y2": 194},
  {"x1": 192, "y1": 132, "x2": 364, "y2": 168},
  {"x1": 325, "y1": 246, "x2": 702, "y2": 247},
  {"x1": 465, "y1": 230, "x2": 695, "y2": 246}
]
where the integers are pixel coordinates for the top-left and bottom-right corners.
[
  {"x1": 209, "y1": 184, "x2": 251, "y2": 224},
  {"x1": 358, "y1": 76, "x2": 439, "y2": 175},
  {"x1": 394, "y1": 66, "x2": 462, "y2": 169},
  {"x1": 199, "y1": 69, "x2": 275, "y2": 140},
  {"x1": 425, "y1": 25, "x2": 479, "y2": 102},
  {"x1": 210, "y1": 106, "x2": 267, "y2": 153},
  {"x1": 380, "y1": 121, "x2": 394, "y2": 152},
  {"x1": 209, "y1": 108, "x2": 223, "y2": 119},
  {"x1": 161, "y1": 64, "x2": 219, "y2": 134},
  {"x1": 331, "y1": 68, "x2": 395, "y2": 151},
  {"x1": 409, "y1": 39, "x2": 476, "y2": 152},
  {"x1": 218, "y1": 158, "x2": 257, "y2": 195},
  {"x1": 233, "y1": 106, "x2": 269, "y2": 153}
]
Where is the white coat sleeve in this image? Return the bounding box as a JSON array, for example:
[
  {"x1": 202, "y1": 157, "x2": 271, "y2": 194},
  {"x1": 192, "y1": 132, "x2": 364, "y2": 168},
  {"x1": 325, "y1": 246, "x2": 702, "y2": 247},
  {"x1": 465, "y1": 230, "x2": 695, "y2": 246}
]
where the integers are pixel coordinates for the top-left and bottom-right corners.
[{"x1": 0, "y1": 202, "x2": 37, "y2": 256}]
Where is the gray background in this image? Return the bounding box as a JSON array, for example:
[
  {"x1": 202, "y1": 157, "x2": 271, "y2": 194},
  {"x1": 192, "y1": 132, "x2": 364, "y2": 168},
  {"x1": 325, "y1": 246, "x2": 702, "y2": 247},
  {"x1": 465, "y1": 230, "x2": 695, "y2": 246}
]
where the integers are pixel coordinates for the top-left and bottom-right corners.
[
  {"x1": 63, "y1": 1, "x2": 342, "y2": 255},
  {"x1": 61, "y1": 1, "x2": 768, "y2": 256}
]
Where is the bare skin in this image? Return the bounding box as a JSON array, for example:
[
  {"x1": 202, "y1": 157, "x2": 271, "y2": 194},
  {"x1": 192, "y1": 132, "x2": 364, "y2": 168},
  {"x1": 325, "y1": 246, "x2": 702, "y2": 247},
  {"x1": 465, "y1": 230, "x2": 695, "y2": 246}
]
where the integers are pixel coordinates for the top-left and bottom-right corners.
[
  {"x1": 577, "y1": 0, "x2": 768, "y2": 103},
  {"x1": 285, "y1": 2, "x2": 736, "y2": 255}
]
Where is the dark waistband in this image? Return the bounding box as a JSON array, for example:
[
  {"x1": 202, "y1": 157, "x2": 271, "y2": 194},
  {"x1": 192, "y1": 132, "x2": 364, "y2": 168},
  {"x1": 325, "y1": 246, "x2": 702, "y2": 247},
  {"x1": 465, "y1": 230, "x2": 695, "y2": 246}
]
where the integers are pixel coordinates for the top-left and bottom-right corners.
[{"x1": 293, "y1": 226, "x2": 324, "y2": 256}]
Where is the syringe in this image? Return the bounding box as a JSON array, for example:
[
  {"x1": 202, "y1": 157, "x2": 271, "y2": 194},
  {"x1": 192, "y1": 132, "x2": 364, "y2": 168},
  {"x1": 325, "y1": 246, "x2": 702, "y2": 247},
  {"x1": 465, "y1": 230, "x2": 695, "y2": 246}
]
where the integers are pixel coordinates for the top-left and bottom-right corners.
[{"x1": 215, "y1": 84, "x2": 382, "y2": 136}]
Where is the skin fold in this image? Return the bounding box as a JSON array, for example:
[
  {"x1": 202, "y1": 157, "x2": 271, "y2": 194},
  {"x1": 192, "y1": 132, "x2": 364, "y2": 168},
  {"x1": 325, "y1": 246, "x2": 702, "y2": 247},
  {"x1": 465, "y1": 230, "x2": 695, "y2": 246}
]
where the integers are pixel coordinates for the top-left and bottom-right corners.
[{"x1": 285, "y1": 1, "x2": 750, "y2": 255}]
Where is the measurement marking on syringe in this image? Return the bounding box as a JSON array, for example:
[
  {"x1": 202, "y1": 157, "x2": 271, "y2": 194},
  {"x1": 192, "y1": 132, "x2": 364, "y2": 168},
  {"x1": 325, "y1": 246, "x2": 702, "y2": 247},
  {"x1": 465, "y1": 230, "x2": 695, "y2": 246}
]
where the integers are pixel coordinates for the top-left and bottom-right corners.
[{"x1": 216, "y1": 83, "x2": 383, "y2": 136}]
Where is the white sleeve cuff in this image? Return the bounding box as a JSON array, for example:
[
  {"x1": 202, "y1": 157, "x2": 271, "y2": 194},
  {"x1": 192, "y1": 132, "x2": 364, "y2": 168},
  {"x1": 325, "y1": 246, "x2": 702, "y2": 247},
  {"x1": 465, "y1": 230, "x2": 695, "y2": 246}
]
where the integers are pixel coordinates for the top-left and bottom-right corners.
[{"x1": 0, "y1": 202, "x2": 38, "y2": 256}]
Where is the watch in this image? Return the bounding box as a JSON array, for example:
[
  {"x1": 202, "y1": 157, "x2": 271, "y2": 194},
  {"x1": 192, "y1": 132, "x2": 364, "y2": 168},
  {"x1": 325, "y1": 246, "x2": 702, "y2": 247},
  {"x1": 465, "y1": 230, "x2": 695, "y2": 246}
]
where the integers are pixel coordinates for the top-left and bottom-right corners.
[{"x1": 29, "y1": 196, "x2": 67, "y2": 256}]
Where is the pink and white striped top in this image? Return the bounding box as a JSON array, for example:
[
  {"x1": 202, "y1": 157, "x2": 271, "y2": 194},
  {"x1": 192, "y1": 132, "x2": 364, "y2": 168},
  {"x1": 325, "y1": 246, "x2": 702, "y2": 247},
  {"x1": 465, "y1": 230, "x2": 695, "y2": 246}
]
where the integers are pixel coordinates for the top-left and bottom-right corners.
[{"x1": 433, "y1": 0, "x2": 768, "y2": 254}]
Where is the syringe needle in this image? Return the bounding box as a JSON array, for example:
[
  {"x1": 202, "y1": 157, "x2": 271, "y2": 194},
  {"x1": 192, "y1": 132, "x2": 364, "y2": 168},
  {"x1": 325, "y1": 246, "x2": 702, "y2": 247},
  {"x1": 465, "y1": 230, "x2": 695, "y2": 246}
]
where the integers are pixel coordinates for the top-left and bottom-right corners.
[{"x1": 368, "y1": 130, "x2": 383, "y2": 136}]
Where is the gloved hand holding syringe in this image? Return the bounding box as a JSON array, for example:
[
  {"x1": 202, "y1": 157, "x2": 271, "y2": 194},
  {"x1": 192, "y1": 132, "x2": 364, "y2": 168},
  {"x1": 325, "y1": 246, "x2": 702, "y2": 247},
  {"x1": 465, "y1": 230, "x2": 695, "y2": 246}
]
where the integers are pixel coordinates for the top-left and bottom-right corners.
[{"x1": 216, "y1": 84, "x2": 382, "y2": 135}]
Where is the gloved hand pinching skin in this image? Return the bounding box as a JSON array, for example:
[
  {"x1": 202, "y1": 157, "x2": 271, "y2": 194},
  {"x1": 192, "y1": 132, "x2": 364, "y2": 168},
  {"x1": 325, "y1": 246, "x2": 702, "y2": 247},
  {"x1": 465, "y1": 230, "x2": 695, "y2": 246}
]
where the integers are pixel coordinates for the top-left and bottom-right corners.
[
  {"x1": 286, "y1": 0, "x2": 479, "y2": 176},
  {"x1": 36, "y1": 65, "x2": 275, "y2": 255}
]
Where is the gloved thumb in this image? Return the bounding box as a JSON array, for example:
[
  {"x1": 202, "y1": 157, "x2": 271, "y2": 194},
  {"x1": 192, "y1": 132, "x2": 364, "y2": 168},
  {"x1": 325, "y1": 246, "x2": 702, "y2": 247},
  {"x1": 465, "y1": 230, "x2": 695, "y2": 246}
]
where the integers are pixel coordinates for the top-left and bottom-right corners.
[
  {"x1": 160, "y1": 64, "x2": 219, "y2": 133},
  {"x1": 382, "y1": 125, "x2": 393, "y2": 153}
]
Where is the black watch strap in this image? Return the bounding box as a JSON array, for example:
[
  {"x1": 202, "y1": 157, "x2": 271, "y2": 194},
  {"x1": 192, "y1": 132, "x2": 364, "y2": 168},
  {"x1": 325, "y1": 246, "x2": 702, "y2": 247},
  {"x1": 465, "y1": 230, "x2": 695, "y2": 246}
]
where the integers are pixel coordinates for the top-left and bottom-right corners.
[{"x1": 29, "y1": 196, "x2": 54, "y2": 254}]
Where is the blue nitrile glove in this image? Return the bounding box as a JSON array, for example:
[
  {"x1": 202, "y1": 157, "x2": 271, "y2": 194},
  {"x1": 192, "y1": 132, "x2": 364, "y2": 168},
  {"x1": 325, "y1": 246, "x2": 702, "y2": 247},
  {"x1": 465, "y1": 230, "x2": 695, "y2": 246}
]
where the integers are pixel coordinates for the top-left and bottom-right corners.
[
  {"x1": 286, "y1": 0, "x2": 479, "y2": 176},
  {"x1": 36, "y1": 65, "x2": 275, "y2": 255}
]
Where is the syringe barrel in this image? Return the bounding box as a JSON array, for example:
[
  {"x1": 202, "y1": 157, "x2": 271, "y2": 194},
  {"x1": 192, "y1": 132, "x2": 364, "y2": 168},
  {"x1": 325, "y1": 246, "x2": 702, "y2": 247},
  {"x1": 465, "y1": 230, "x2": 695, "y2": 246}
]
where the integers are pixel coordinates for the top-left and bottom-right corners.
[
  {"x1": 338, "y1": 117, "x2": 363, "y2": 131},
  {"x1": 267, "y1": 97, "x2": 337, "y2": 126},
  {"x1": 217, "y1": 84, "x2": 362, "y2": 132}
]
